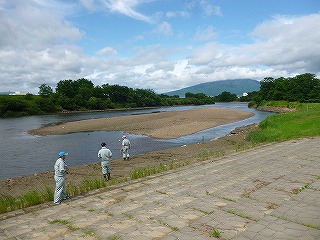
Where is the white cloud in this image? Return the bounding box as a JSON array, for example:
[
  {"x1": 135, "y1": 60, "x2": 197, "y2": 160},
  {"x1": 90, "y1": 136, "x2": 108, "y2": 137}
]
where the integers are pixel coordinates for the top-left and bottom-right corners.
[
  {"x1": 189, "y1": 14, "x2": 320, "y2": 73},
  {"x1": 186, "y1": 0, "x2": 197, "y2": 10},
  {"x1": 166, "y1": 10, "x2": 190, "y2": 18},
  {"x1": 194, "y1": 25, "x2": 216, "y2": 42},
  {"x1": 132, "y1": 44, "x2": 170, "y2": 63},
  {"x1": 0, "y1": 1, "x2": 82, "y2": 51},
  {"x1": 200, "y1": 0, "x2": 223, "y2": 17},
  {"x1": 153, "y1": 21, "x2": 173, "y2": 37},
  {"x1": 80, "y1": 0, "x2": 95, "y2": 11},
  {"x1": 188, "y1": 42, "x2": 225, "y2": 65},
  {"x1": 185, "y1": 0, "x2": 222, "y2": 17},
  {"x1": 0, "y1": 0, "x2": 85, "y2": 92},
  {"x1": 0, "y1": 1, "x2": 319, "y2": 94},
  {"x1": 100, "y1": 0, "x2": 154, "y2": 23},
  {"x1": 96, "y1": 47, "x2": 117, "y2": 56},
  {"x1": 171, "y1": 59, "x2": 189, "y2": 77},
  {"x1": 166, "y1": 11, "x2": 175, "y2": 18}
]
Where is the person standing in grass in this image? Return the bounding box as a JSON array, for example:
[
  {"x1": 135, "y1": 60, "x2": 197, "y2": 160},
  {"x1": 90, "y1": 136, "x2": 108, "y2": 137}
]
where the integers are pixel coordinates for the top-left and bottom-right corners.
[
  {"x1": 54, "y1": 151, "x2": 70, "y2": 204},
  {"x1": 98, "y1": 142, "x2": 113, "y2": 181},
  {"x1": 121, "y1": 135, "x2": 131, "y2": 161}
]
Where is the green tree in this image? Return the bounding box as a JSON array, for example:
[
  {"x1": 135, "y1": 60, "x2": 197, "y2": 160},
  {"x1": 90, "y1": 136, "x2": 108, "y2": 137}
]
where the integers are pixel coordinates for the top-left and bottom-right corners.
[
  {"x1": 259, "y1": 77, "x2": 275, "y2": 100},
  {"x1": 57, "y1": 95, "x2": 77, "y2": 110},
  {"x1": 107, "y1": 85, "x2": 130, "y2": 103},
  {"x1": 185, "y1": 92, "x2": 194, "y2": 98},
  {"x1": 257, "y1": 73, "x2": 320, "y2": 103},
  {"x1": 131, "y1": 89, "x2": 161, "y2": 107},
  {"x1": 75, "y1": 78, "x2": 95, "y2": 101},
  {"x1": 93, "y1": 86, "x2": 107, "y2": 99},
  {"x1": 56, "y1": 80, "x2": 77, "y2": 98},
  {"x1": 215, "y1": 91, "x2": 237, "y2": 102},
  {"x1": 38, "y1": 84, "x2": 53, "y2": 98},
  {"x1": 88, "y1": 97, "x2": 105, "y2": 109},
  {"x1": 36, "y1": 97, "x2": 56, "y2": 112}
]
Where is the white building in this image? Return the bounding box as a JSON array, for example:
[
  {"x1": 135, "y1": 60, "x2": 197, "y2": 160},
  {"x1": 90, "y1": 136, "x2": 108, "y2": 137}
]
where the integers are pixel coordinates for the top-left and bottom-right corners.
[{"x1": 9, "y1": 91, "x2": 29, "y2": 95}]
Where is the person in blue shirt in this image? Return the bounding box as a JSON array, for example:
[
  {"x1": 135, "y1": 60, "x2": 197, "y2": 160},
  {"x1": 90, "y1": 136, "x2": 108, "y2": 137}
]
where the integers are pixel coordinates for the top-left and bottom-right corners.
[{"x1": 54, "y1": 151, "x2": 70, "y2": 204}]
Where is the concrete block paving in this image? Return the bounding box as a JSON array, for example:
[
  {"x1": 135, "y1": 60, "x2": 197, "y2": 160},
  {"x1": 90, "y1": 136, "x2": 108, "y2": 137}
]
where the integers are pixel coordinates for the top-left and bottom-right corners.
[{"x1": 1, "y1": 137, "x2": 320, "y2": 239}]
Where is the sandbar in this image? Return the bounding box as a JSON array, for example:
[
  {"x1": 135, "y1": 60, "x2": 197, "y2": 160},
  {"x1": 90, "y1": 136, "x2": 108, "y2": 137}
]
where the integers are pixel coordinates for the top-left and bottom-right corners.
[{"x1": 30, "y1": 107, "x2": 254, "y2": 139}]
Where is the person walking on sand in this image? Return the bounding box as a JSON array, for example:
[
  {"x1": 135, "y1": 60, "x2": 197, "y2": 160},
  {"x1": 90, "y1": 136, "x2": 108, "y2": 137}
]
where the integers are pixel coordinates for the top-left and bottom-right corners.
[
  {"x1": 98, "y1": 142, "x2": 113, "y2": 181},
  {"x1": 54, "y1": 151, "x2": 70, "y2": 204},
  {"x1": 121, "y1": 135, "x2": 131, "y2": 161}
]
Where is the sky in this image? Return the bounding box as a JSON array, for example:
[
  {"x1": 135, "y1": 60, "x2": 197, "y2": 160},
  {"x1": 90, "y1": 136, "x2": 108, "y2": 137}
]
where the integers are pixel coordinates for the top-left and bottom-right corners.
[{"x1": 1, "y1": 0, "x2": 320, "y2": 94}]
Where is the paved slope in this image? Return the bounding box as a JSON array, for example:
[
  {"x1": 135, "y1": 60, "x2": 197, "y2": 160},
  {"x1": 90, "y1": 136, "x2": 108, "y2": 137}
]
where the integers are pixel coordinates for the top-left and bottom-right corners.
[{"x1": 1, "y1": 137, "x2": 320, "y2": 239}]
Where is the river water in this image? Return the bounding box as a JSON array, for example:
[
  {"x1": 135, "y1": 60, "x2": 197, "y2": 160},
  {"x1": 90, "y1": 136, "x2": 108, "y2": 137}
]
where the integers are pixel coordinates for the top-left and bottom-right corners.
[{"x1": 0, "y1": 103, "x2": 273, "y2": 179}]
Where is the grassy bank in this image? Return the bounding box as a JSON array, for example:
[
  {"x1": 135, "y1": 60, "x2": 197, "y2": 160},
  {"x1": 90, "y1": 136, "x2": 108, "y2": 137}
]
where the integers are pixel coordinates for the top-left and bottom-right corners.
[
  {"x1": 248, "y1": 103, "x2": 320, "y2": 143},
  {"x1": 0, "y1": 161, "x2": 189, "y2": 214}
]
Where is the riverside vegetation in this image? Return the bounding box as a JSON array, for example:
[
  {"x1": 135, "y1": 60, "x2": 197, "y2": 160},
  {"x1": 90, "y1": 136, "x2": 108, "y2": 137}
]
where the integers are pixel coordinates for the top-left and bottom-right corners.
[
  {"x1": 0, "y1": 79, "x2": 215, "y2": 118},
  {"x1": 1, "y1": 102, "x2": 319, "y2": 214},
  {"x1": 1, "y1": 73, "x2": 319, "y2": 118}
]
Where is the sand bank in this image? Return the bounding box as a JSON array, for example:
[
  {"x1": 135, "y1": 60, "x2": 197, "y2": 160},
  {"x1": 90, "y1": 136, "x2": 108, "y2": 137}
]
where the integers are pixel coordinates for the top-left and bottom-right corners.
[{"x1": 30, "y1": 107, "x2": 254, "y2": 139}]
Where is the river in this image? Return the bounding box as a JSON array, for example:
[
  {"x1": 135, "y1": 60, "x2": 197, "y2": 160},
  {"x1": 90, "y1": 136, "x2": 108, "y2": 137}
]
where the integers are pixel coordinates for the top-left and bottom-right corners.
[{"x1": 0, "y1": 103, "x2": 273, "y2": 179}]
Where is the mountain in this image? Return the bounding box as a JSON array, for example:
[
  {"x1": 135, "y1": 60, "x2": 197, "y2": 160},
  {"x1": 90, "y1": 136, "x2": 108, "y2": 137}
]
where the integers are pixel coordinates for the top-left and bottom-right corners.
[{"x1": 164, "y1": 79, "x2": 260, "y2": 97}]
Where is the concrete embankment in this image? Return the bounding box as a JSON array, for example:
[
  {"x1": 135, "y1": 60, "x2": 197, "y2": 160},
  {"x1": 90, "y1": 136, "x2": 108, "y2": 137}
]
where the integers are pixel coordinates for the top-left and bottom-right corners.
[{"x1": 1, "y1": 137, "x2": 320, "y2": 239}]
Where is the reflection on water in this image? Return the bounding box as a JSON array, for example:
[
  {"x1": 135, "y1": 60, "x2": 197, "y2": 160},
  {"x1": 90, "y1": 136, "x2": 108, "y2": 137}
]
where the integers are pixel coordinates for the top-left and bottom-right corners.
[{"x1": 0, "y1": 103, "x2": 273, "y2": 179}]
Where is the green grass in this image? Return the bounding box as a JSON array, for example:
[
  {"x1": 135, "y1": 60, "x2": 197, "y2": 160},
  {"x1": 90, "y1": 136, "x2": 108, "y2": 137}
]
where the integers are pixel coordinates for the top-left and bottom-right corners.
[
  {"x1": 107, "y1": 236, "x2": 121, "y2": 240},
  {"x1": 248, "y1": 103, "x2": 320, "y2": 143},
  {"x1": 49, "y1": 219, "x2": 70, "y2": 225},
  {"x1": 303, "y1": 223, "x2": 320, "y2": 230},
  {"x1": 0, "y1": 187, "x2": 55, "y2": 213},
  {"x1": 65, "y1": 177, "x2": 108, "y2": 198},
  {"x1": 225, "y1": 209, "x2": 256, "y2": 221},
  {"x1": 210, "y1": 227, "x2": 221, "y2": 238},
  {"x1": 259, "y1": 100, "x2": 301, "y2": 108},
  {"x1": 292, "y1": 184, "x2": 310, "y2": 194},
  {"x1": 129, "y1": 161, "x2": 189, "y2": 179},
  {"x1": 152, "y1": 218, "x2": 179, "y2": 231},
  {"x1": 197, "y1": 150, "x2": 225, "y2": 160},
  {"x1": 83, "y1": 229, "x2": 96, "y2": 236},
  {"x1": 49, "y1": 219, "x2": 79, "y2": 231},
  {"x1": 0, "y1": 195, "x2": 18, "y2": 213}
]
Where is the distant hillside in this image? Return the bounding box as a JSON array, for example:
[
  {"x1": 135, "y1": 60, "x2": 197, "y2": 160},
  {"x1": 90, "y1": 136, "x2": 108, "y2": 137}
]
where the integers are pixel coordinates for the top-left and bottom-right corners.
[{"x1": 165, "y1": 79, "x2": 260, "y2": 97}]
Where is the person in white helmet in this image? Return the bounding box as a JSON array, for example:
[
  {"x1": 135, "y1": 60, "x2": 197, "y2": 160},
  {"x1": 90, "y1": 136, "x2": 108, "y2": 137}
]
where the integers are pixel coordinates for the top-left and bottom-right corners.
[
  {"x1": 54, "y1": 151, "x2": 70, "y2": 204},
  {"x1": 121, "y1": 135, "x2": 131, "y2": 161},
  {"x1": 98, "y1": 142, "x2": 113, "y2": 181}
]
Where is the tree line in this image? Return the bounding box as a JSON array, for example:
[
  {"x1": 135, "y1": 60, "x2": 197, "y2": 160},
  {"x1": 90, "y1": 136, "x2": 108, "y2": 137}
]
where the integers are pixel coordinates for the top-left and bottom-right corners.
[
  {"x1": 0, "y1": 78, "x2": 215, "y2": 117},
  {"x1": 239, "y1": 73, "x2": 320, "y2": 104},
  {"x1": 1, "y1": 73, "x2": 319, "y2": 117}
]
